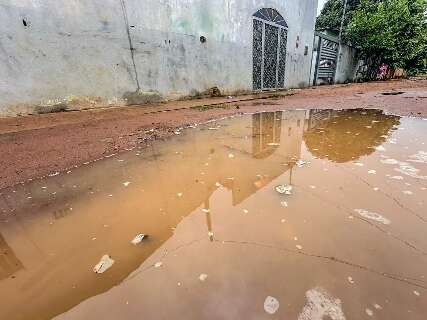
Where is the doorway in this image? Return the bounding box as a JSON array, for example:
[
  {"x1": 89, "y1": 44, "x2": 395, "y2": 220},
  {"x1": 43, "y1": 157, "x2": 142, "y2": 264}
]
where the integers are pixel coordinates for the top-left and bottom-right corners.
[{"x1": 253, "y1": 8, "x2": 288, "y2": 90}]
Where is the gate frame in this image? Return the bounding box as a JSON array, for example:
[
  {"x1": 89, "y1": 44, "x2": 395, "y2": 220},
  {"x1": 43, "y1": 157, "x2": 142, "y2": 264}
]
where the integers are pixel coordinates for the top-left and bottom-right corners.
[{"x1": 313, "y1": 31, "x2": 340, "y2": 86}]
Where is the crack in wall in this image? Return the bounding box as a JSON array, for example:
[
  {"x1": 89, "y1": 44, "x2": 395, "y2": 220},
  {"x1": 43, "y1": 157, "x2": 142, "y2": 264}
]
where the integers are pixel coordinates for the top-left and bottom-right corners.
[{"x1": 120, "y1": 0, "x2": 141, "y2": 91}]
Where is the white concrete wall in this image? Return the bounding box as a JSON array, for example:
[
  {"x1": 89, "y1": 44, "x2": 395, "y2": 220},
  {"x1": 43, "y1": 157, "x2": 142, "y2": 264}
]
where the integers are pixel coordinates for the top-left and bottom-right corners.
[
  {"x1": 0, "y1": 0, "x2": 318, "y2": 116},
  {"x1": 335, "y1": 44, "x2": 359, "y2": 84}
]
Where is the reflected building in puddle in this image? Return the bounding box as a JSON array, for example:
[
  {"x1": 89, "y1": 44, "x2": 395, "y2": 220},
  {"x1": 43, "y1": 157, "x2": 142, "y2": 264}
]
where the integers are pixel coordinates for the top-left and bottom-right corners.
[{"x1": 0, "y1": 109, "x2": 402, "y2": 320}]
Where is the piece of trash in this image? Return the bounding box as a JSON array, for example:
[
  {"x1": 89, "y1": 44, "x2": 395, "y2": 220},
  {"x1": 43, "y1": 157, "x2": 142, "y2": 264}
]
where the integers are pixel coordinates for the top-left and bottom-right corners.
[
  {"x1": 373, "y1": 187, "x2": 380, "y2": 191},
  {"x1": 354, "y1": 209, "x2": 391, "y2": 225},
  {"x1": 154, "y1": 262, "x2": 163, "y2": 268},
  {"x1": 199, "y1": 274, "x2": 208, "y2": 282},
  {"x1": 348, "y1": 276, "x2": 355, "y2": 284},
  {"x1": 227, "y1": 96, "x2": 234, "y2": 99},
  {"x1": 374, "y1": 304, "x2": 382, "y2": 310},
  {"x1": 275, "y1": 185, "x2": 293, "y2": 195},
  {"x1": 294, "y1": 237, "x2": 298, "y2": 241},
  {"x1": 296, "y1": 245, "x2": 303, "y2": 250},
  {"x1": 365, "y1": 308, "x2": 374, "y2": 317},
  {"x1": 264, "y1": 296, "x2": 280, "y2": 314},
  {"x1": 403, "y1": 190, "x2": 413, "y2": 195},
  {"x1": 208, "y1": 127, "x2": 220, "y2": 130},
  {"x1": 354, "y1": 162, "x2": 364, "y2": 167},
  {"x1": 202, "y1": 209, "x2": 210, "y2": 213},
  {"x1": 281, "y1": 219, "x2": 286, "y2": 223},
  {"x1": 215, "y1": 182, "x2": 221, "y2": 187},
  {"x1": 228, "y1": 153, "x2": 235, "y2": 159},
  {"x1": 375, "y1": 146, "x2": 386, "y2": 152},
  {"x1": 309, "y1": 185, "x2": 316, "y2": 189},
  {"x1": 243, "y1": 209, "x2": 249, "y2": 214},
  {"x1": 296, "y1": 160, "x2": 307, "y2": 167},
  {"x1": 93, "y1": 255, "x2": 115, "y2": 274},
  {"x1": 368, "y1": 170, "x2": 377, "y2": 174},
  {"x1": 280, "y1": 201, "x2": 288, "y2": 207},
  {"x1": 123, "y1": 182, "x2": 131, "y2": 187},
  {"x1": 177, "y1": 193, "x2": 183, "y2": 197},
  {"x1": 131, "y1": 234, "x2": 147, "y2": 245},
  {"x1": 208, "y1": 231, "x2": 214, "y2": 237},
  {"x1": 267, "y1": 143, "x2": 280, "y2": 146},
  {"x1": 390, "y1": 176, "x2": 404, "y2": 180},
  {"x1": 174, "y1": 131, "x2": 181, "y2": 135}
]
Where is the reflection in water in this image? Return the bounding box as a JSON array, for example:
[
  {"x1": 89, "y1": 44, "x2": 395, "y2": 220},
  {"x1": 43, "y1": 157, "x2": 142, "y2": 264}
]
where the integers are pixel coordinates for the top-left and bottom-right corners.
[
  {"x1": 0, "y1": 109, "x2": 403, "y2": 320},
  {"x1": 304, "y1": 109, "x2": 401, "y2": 162}
]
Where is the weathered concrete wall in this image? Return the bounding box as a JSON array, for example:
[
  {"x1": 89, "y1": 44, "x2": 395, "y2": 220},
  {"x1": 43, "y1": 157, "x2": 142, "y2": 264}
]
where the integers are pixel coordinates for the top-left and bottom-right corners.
[
  {"x1": 0, "y1": 0, "x2": 318, "y2": 116},
  {"x1": 335, "y1": 44, "x2": 359, "y2": 84}
]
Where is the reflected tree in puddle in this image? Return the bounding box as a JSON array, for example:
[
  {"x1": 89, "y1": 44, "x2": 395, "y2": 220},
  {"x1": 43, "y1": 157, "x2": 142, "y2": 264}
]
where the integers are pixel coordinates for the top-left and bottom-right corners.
[{"x1": 304, "y1": 109, "x2": 401, "y2": 163}]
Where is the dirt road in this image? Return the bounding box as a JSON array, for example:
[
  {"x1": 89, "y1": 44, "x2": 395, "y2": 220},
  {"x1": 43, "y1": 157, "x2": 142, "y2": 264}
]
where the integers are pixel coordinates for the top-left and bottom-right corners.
[{"x1": 0, "y1": 79, "x2": 426, "y2": 190}]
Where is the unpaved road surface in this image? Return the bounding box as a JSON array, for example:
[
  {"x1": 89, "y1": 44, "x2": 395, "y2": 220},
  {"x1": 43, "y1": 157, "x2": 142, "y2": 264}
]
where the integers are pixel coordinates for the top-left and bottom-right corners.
[
  {"x1": 0, "y1": 79, "x2": 426, "y2": 190},
  {"x1": 1, "y1": 108, "x2": 426, "y2": 320}
]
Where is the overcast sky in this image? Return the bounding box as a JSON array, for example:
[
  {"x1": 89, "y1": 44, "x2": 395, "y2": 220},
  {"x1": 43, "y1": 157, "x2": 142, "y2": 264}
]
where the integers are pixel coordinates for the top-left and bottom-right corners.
[{"x1": 317, "y1": 0, "x2": 328, "y2": 16}]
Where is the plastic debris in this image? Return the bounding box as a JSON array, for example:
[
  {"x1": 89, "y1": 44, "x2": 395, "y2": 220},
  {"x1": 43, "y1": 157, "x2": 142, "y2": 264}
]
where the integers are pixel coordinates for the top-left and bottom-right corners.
[
  {"x1": 228, "y1": 153, "x2": 235, "y2": 159},
  {"x1": 202, "y1": 209, "x2": 210, "y2": 213},
  {"x1": 275, "y1": 185, "x2": 293, "y2": 195},
  {"x1": 296, "y1": 160, "x2": 307, "y2": 168},
  {"x1": 267, "y1": 143, "x2": 280, "y2": 146},
  {"x1": 368, "y1": 170, "x2": 377, "y2": 174},
  {"x1": 264, "y1": 296, "x2": 280, "y2": 314},
  {"x1": 154, "y1": 262, "x2": 163, "y2": 268},
  {"x1": 298, "y1": 287, "x2": 346, "y2": 320},
  {"x1": 215, "y1": 182, "x2": 221, "y2": 187},
  {"x1": 177, "y1": 193, "x2": 183, "y2": 197},
  {"x1": 374, "y1": 304, "x2": 382, "y2": 310},
  {"x1": 354, "y1": 162, "x2": 364, "y2": 167},
  {"x1": 296, "y1": 245, "x2": 303, "y2": 250},
  {"x1": 347, "y1": 277, "x2": 355, "y2": 284},
  {"x1": 93, "y1": 255, "x2": 115, "y2": 274},
  {"x1": 199, "y1": 274, "x2": 208, "y2": 282},
  {"x1": 280, "y1": 201, "x2": 288, "y2": 207},
  {"x1": 414, "y1": 290, "x2": 420, "y2": 296},
  {"x1": 403, "y1": 190, "x2": 413, "y2": 195},
  {"x1": 365, "y1": 308, "x2": 374, "y2": 317},
  {"x1": 131, "y1": 234, "x2": 147, "y2": 245},
  {"x1": 390, "y1": 176, "x2": 404, "y2": 180},
  {"x1": 123, "y1": 182, "x2": 131, "y2": 187},
  {"x1": 375, "y1": 146, "x2": 386, "y2": 152},
  {"x1": 354, "y1": 209, "x2": 391, "y2": 225},
  {"x1": 243, "y1": 209, "x2": 249, "y2": 214}
]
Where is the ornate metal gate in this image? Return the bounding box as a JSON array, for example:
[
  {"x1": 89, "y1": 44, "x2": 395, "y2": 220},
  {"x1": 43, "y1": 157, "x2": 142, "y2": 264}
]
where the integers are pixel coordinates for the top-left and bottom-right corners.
[
  {"x1": 253, "y1": 8, "x2": 288, "y2": 90},
  {"x1": 313, "y1": 32, "x2": 339, "y2": 85}
]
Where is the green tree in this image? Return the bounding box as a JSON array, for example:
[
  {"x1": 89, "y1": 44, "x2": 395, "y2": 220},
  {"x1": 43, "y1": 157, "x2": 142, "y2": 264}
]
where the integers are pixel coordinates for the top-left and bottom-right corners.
[
  {"x1": 316, "y1": 0, "x2": 364, "y2": 33},
  {"x1": 346, "y1": 0, "x2": 427, "y2": 77}
]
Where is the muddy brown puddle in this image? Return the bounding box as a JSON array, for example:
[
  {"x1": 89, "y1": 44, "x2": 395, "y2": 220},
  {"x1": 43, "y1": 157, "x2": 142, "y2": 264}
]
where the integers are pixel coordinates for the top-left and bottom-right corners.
[{"x1": 1, "y1": 109, "x2": 427, "y2": 320}]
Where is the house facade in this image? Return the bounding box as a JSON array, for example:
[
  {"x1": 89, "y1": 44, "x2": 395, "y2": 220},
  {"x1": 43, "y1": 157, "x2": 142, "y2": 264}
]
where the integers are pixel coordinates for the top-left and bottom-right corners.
[{"x1": 0, "y1": 0, "x2": 318, "y2": 116}]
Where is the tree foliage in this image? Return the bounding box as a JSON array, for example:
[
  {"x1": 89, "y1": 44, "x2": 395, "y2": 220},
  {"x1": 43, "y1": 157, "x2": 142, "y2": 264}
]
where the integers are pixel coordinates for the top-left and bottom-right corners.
[
  {"x1": 346, "y1": 0, "x2": 427, "y2": 74},
  {"x1": 317, "y1": 0, "x2": 427, "y2": 76}
]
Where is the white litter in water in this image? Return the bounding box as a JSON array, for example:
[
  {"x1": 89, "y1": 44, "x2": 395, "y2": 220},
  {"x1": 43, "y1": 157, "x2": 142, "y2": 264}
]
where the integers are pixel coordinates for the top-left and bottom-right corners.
[
  {"x1": 381, "y1": 159, "x2": 400, "y2": 165},
  {"x1": 243, "y1": 209, "x2": 249, "y2": 214},
  {"x1": 296, "y1": 160, "x2": 307, "y2": 167},
  {"x1": 403, "y1": 190, "x2": 413, "y2": 195},
  {"x1": 123, "y1": 182, "x2": 131, "y2": 187},
  {"x1": 280, "y1": 201, "x2": 288, "y2": 207},
  {"x1": 390, "y1": 176, "x2": 404, "y2": 180},
  {"x1": 365, "y1": 308, "x2": 374, "y2": 317},
  {"x1": 228, "y1": 153, "x2": 235, "y2": 159},
  {"x1": 368, "y1": 170, "x2": 377, "y2": 174},
  {"x1": 296, "y1": 245, "x2": 303, "y2": 250},
  {"x1": 298, "y1": 287, "x2": 346, "y2": 320},
  {"x1": 374, "y1": 304, "x2": 383, "y2": 310},
  {"x1": 177, "y1": 193, "x2": 183, "y2": 197},
  {"x1": 131, "y1": 234, "x2": 146, "y2": 245},
  {"x1": 354, "y1": 209, "x2": 391, "y2": 225},
  {"x1": 199, "y1": 274, "x2": 208, "y2": 282},
  {"x1": 215, "y1": 182, "x2": 221, "y2": 187},
  {"x1": 413, "y1": 291, "x2": 420, "y2": 296},
  {"x1": 264, "y1": 296, "x2": 280, "y2": 314},
  {"x1": 154, "y1": 262, "x2": 163, "y2": 268},
  {"x1": 310, "y1": 185, "x2": 317, "y2": 189},
  {"x1": 267, "y1": 143, "x2": 280, "y2": 146},
  {"x1": 281, "y1": 219, "x2": 287, "y2": 223},
  {"x1": 202, "y1": 209, "x2": 210, "y2": 213},
  {"x1": 408, "y1": 151, "x2": 427, "y2": 164},
  {"x1": 375, "y1": 146, "x2": 386, "y2": 152},
  {"x1": 275, "y1": 185, "x2": 293, "y2": 195},
  {"x1": 354, "y1": 162, "x2": 364, "y2": 167},
  {"x1": 93, "y1": 255, "x2": 115, "y2": 274},
  {"x1": 373, "y1": 187, "x2": 380, "y2": 191},
  {"x1": 347, "y1": 277, "x2": 355, "y2": 284}
]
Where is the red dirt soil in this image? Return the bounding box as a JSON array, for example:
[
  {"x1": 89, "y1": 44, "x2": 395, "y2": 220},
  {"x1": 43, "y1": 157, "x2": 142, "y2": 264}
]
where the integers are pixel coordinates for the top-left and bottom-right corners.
[{"x1": 0, "y1": 79, "x2": 426, "y2": 190}]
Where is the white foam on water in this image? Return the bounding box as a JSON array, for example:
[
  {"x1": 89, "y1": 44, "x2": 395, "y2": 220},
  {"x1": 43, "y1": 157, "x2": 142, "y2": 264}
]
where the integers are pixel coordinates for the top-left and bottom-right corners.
[
  {"x1": 298, "y1": 287, "x2": 346, "y2": 320},
  {"x1": 264, "y1": 296, "x2": 280, "y2": 314},
  {"x1": 354, "y1": 209, "x2": 391, "y2": 225}
]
